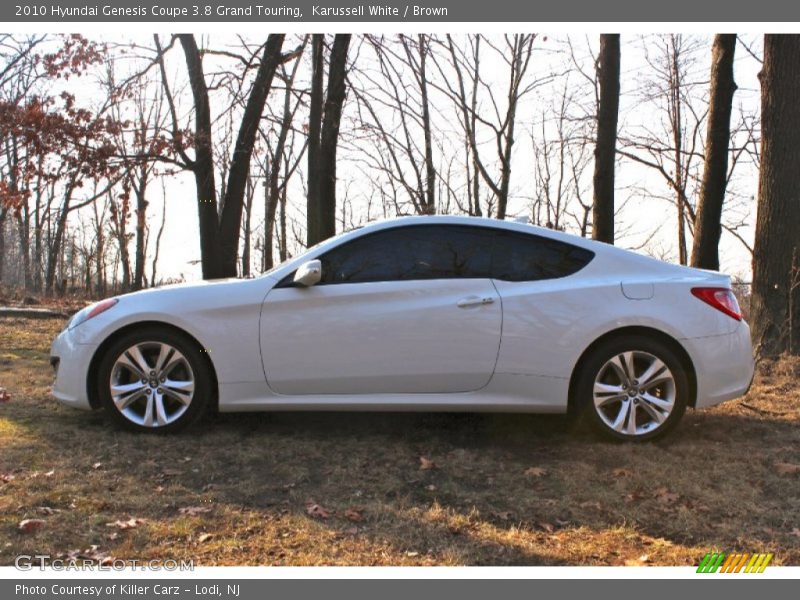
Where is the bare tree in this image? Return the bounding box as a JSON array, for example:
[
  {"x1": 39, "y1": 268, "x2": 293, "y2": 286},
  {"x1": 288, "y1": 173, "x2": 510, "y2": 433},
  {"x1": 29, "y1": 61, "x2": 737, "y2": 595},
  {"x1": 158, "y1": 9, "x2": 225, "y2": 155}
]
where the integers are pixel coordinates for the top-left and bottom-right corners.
[
  {"x1": 307, "y1": 34, "x2": 352, "y2": 247},
  {"x1": 618, "y1": 35, "x2": 706, "y2": 265},
  {"x1": 435, "y1": 34, "x2": 541, "y2": 219},
  {"x1": 155, "y1": 33, "x2": 288, "y2": 278},
  {"x1": 690, "y1": 35, "x2": 737, "y2": 270}
]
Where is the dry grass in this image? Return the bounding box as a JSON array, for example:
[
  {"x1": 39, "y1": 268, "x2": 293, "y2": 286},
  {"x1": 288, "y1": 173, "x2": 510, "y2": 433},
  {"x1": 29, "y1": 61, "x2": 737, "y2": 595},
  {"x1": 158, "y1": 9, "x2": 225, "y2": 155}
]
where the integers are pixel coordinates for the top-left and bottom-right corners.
[{"x1": 0, "y1": 316, "x2": 799, "y2": 566}]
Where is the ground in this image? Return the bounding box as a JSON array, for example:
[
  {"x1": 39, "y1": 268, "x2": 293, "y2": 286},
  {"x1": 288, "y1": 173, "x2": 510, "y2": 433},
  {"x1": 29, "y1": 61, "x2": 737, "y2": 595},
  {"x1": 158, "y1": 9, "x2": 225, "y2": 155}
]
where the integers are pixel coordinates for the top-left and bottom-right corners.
[{"x1": 0, "y1": 316, "x2": 798, "y2": 566}]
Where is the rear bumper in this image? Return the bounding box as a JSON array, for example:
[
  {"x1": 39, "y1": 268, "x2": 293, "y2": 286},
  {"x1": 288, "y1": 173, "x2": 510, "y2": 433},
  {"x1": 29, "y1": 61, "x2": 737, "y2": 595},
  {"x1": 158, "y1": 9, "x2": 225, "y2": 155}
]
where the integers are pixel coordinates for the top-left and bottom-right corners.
[
  {"x1": 50, "y1": 327, "x2": 96, "y2": 410},
  {"x1": 683, "y1": 320, "x2": 755, "y2": 409}
]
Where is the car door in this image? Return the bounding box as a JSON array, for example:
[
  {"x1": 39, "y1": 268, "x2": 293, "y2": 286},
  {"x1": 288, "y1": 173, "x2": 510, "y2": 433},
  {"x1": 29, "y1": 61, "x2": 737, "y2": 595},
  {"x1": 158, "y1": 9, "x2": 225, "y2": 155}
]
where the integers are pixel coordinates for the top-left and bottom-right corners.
[{"x1": 260, "y1": 225, "x2": 502, "y2": 395}]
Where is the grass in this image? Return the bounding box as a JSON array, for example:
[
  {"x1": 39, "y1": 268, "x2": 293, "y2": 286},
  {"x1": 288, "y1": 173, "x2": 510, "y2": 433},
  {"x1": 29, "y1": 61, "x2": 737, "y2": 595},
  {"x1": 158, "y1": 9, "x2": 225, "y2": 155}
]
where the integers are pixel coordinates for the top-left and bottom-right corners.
[{"x1": 0, "y1": 316, "x2": 799, "y2": 566}]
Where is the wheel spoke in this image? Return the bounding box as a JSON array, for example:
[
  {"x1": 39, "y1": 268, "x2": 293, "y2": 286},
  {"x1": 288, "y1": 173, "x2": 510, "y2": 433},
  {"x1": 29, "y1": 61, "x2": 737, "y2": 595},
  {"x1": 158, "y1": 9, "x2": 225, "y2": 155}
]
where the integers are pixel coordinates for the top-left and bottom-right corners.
[
  {"x1": 626, "y1": 402, "x2": 638, "y2": 435},
  {"x1": 111, "y1": 381, "x2": 147, "y2": 409},
  {"x1": 163, "y1": 379, "x2": 194, "y2": 404},
  {"x1": 161, "y1": 351, "x2": 187, "y2": 379},
  {"x1": 126, "y1": 345, "x2": 152, "y2": 375},
  {"x1": 142, "y1": 393, "x2": 155, "y2": 427},
  {"x1": 610, "y1": 399, "x2": 630, "y2": 432},
  {"x1": 640, "y1": 391, "x2": 674, "y2": 411},
  {"x1": 593, "y1": 382, "x2": 627, "y2": 406},
  {"x1": 637, "y1": 357, "x2": 667, "y2": 387},
  {"x1": 608, "y1": 352, "x2": 634, "y2": 385},
  {"x1": 638, "y1": 398, "x2": 667, "y2": 424},
  {"x1": 154, "y1": 392, "x2": 168, "y2": 426},
  {"x1": 154, "y1": 344, "x2": 175, "y2": 374}
]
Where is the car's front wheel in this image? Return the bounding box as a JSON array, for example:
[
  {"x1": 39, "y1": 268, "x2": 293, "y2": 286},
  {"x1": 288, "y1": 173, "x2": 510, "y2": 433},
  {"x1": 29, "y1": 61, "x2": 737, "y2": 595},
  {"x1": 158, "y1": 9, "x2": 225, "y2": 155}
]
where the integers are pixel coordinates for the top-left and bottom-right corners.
[
  {"x1": 97, "y1": 327, "x2": 212, "y2": 432},
  {"x1": 575, "y1": 335, "x2": 689, "y2": 441}
]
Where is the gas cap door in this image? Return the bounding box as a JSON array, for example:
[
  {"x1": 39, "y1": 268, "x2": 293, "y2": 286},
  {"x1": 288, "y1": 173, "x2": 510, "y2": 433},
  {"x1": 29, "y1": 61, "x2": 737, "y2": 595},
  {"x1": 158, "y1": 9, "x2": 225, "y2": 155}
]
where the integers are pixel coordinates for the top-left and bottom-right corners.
[{"x1": 621, "y1": 281, "x2": 654, "y2": 300}]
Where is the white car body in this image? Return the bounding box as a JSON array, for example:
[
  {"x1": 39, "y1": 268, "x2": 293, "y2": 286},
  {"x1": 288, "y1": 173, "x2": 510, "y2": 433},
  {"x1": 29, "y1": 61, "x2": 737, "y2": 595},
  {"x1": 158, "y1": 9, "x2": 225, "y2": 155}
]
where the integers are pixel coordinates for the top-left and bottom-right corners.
[{"x1": 51, "y1": 216, "x2": 754, "y2": 418}]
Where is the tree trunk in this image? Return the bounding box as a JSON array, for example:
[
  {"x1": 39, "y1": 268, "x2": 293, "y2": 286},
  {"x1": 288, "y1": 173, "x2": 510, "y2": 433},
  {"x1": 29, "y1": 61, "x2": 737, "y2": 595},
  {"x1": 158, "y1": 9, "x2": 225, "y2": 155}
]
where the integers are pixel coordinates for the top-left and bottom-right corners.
[
  {"x1": 306, "y1": 34, "x2": 325, "y2": 247},
  {"x1": 592, "y1": 34, "x2": 621, "y2": 244},
  {"x1": 419, "y1": 35, "x2": 436, "y2": 215},
  {"x1": 316, "y1": 34, "x2": 351, "y2": 244},
  {"x1": 133, "y1": 171, "x2": 148, "y2": 290},
  {"x1": 178, "y1": 34, "x2": 223, "y2": 280},
  {"x1": 691, "y1": 34, "x2": 737, "y2": 271},
  {"x1": 751, "y1": 34, "x2": 800, "y2": 356},
  {"x1": 217, "y1": 34, "x2": 285, "y2": 276}
]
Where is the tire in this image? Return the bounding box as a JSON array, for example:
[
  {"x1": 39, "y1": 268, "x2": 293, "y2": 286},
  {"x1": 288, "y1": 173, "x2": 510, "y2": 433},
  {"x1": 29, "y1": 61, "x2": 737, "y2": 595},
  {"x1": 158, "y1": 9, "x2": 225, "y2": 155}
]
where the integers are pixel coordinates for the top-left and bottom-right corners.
[
  {"x1": 574, "y1": 335, "x2": 689, "y2": 442},
  {"x1": 96, "y1": 326, "x2": 213, "y2": 433}
]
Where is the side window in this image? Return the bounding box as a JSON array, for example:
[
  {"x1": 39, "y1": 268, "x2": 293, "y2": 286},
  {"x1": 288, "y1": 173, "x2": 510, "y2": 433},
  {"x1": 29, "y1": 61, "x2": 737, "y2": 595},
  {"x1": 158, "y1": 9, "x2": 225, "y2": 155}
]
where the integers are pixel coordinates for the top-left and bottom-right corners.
[
  {"x1": 306, "y1": 225, "x2": 493, "y2": 285},
  {"x1": 491, "y1": 231, "x2": 594, "y2": 281}
]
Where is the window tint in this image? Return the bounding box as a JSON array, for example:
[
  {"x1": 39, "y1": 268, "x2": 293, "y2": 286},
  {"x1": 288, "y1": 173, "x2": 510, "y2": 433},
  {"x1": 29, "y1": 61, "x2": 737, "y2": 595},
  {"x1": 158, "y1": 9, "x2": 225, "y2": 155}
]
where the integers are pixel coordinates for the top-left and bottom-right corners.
[
  {"x1": 316, "y1": 225, "x2": 492, "y2": 285},
  {"x1": 490, "y1": 231, "x2": 594, "y2": 281}
]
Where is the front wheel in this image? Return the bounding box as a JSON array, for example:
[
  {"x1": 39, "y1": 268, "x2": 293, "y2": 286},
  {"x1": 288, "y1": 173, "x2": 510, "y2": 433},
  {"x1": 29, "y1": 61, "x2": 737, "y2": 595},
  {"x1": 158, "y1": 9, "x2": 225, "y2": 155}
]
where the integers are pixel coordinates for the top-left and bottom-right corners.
[
  {"x1": 96, "y1": 327, "x2": 213, "y2": 433},
  {"x1": 574, "y1": 336, "x2": 689, "y2": 441}
]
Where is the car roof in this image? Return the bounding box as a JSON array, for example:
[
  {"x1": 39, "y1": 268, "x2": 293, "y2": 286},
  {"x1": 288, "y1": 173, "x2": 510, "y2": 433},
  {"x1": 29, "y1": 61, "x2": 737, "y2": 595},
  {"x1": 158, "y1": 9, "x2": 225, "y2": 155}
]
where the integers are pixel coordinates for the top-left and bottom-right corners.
[{"x1": 355, "y1": 215, "x2": 596, "y2": 249}]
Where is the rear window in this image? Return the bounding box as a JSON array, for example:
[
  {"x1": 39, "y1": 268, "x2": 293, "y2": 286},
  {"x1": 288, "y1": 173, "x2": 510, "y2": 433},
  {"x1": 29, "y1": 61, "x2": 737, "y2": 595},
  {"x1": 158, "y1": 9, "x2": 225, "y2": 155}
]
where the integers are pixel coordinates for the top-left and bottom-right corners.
[{"x1": 490, "y1": 230, "x2": 594, "y2": 281}]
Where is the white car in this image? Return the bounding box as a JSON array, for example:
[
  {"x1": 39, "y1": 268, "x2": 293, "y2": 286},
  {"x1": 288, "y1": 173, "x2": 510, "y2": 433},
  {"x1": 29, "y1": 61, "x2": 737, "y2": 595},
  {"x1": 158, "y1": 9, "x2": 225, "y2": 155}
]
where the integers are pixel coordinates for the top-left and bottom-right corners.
[{"x1": 50, "y1": 216, "x2": 754, "y2": 440}]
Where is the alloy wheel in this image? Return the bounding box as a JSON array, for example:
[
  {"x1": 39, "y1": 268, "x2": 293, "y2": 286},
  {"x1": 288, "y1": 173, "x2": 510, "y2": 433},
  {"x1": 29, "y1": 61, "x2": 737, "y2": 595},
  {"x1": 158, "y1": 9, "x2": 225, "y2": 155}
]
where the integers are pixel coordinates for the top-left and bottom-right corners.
[
  {"x1": 109, "y1": 341, "x2": 195, "y2": 428},
  {"x1": 592, "y1": 350, "x2": 676, "y2": 437}
]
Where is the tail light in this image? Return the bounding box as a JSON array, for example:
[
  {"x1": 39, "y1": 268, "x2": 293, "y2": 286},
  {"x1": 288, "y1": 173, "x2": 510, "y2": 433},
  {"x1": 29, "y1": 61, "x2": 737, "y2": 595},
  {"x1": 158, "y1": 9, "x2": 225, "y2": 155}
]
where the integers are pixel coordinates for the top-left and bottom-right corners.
[{"x1": 691, "y1": 287, "x2": 742, "y2": 321}]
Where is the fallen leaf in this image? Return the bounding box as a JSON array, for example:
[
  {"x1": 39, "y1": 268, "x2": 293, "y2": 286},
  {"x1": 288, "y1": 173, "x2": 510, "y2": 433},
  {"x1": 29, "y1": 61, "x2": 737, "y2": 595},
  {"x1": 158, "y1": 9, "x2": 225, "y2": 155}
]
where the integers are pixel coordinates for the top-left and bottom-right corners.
[
  {"x1": 64, "y1": 545, "x2": 111, "y2": 563},
  {"x1": 105, "y1": 518, "x2": 145, "y2": 530},
  {"x1": 197, "y1": 533, "x2": 213, "y2": 543},
  {"x1": 624, "y1": 490, "x2": 647, "y2": 504},
  {"x1": 18, "y1": 519, "x2": 45, "y2": 534},
  {"x1": 654, "y1": 488, "x2": 680, "y2": 505},
  {"x1": 344, "y1": 508, "x2": 364, "y2": 522},
  {"x1": 419, "y1": 456, "x2": 437, "y2": 471},
  {"x1": 305, "y1": 502, "x2": 330, "y2": 519},
  {"x1": 524, "y1": 467, "x2": 548, "y2": 478},
  {"x1": 612, "y1": 468, "x2": 633, "y2": 478},
  {"x1": 178, "y1": 506, "x2": 212, "y2": 516},
  {"x1": 774, "y1": 462, "x2": 800, "y2": 476},
  {"x1": 0, "y1": 389, "x2": 11, "y2": 403}
]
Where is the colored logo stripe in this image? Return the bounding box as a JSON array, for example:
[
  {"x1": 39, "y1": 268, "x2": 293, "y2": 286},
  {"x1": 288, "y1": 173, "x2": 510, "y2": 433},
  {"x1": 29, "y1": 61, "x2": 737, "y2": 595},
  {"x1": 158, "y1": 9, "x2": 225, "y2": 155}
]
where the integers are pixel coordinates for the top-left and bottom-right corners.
[{"x1": 698, "y1": 552, "x2": 773, "y2": 573}]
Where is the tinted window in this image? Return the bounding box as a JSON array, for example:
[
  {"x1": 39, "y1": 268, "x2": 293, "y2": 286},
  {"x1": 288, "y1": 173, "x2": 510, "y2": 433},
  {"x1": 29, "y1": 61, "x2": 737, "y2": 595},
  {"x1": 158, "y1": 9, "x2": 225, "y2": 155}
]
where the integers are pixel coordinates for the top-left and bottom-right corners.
[
  {"x1": 309, "y1": 225, "x2": 493, "y2": 285},
  {"x1": 491, "y1": 231, "x2": 594, "y2": 281}
]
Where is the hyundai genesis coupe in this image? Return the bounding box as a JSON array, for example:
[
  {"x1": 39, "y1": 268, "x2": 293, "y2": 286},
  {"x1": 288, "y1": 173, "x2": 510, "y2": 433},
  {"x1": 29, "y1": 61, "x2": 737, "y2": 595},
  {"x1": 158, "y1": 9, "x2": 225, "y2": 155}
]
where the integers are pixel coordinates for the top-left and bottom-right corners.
[{"x1": 50, "y1": 216, "x2": 754, "y2": 440}]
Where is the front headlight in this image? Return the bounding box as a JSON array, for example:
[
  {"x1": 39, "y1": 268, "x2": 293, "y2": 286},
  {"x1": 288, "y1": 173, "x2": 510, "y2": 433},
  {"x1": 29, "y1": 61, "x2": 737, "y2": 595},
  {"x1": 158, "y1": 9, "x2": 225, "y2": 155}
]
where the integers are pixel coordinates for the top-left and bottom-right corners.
[{"x1": 69, "y1": 298, "x2": 119, "y2": 330}]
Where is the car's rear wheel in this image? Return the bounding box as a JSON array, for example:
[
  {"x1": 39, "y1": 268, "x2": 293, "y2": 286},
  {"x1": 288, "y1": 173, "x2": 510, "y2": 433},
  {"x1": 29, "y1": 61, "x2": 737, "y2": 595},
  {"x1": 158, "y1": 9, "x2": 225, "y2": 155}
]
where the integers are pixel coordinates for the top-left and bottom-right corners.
[
  {"x1": 97, "y1": 327, "x2": 212, "y2": 432},
  {"x1": 575, "y1": 335, "x2": 689, "y2": 441}
]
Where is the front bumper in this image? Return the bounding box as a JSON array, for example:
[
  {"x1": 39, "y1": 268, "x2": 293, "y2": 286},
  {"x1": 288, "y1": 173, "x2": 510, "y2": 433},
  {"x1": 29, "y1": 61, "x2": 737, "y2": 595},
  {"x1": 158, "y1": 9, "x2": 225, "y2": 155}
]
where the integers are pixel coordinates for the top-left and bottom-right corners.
[
  {"x1": 50, "y1": 326, "x2": 98, "y2": 410},
  {"x1": 683, "y1": 320, "x2": 755, "y2": 409}
]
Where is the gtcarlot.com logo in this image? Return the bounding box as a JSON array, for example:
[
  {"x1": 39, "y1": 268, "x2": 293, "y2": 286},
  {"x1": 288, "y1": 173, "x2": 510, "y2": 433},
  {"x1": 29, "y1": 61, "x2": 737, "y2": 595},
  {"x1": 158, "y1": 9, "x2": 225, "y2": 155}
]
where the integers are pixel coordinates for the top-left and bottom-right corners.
[{"x1": 697, "y1": 552, "x2": 773, "y2": 573}]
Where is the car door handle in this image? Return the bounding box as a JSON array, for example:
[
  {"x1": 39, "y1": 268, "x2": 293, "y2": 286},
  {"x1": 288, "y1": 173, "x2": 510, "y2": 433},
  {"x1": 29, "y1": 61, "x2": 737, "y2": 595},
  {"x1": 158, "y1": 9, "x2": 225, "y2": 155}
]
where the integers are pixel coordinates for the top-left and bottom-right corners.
[{"x1": 457, "y1": 296, "x2": 495, "y2": 308}]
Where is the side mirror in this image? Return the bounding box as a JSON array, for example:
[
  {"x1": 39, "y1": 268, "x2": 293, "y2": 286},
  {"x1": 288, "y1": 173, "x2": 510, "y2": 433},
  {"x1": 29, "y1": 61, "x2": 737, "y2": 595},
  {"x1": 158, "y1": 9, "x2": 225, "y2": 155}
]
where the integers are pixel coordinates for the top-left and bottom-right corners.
[{"x1": 293, "y1": 259, "x2": 322, "y2": 287}]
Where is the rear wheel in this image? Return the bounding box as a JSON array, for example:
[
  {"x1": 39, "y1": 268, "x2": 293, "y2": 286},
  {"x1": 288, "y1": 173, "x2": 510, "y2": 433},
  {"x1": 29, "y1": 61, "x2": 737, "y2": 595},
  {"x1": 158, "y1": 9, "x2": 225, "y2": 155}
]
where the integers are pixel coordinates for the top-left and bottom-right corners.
[
  {"x1": 575, "y1": 336, "x2": 689, "y2": 441},
  {"x1": 97, "y1": 327, "x2": 212, "y2": 433}
]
